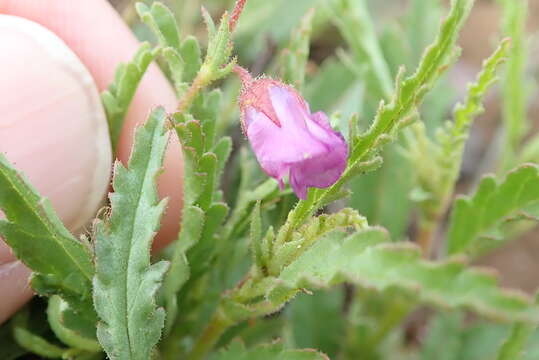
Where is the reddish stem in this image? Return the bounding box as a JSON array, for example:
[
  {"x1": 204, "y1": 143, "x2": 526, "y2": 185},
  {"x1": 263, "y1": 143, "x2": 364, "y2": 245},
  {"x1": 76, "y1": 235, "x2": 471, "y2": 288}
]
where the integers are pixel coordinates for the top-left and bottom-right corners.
[{"x1": 229, "y1": 0, "x2": 248, "y2": 32}]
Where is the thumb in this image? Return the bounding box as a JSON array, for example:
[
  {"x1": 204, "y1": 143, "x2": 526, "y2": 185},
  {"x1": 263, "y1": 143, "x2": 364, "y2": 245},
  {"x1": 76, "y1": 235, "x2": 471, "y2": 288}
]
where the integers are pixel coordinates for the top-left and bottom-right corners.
[{"x1": 0, "y1": 15, "x2": 112, "y2": 323}]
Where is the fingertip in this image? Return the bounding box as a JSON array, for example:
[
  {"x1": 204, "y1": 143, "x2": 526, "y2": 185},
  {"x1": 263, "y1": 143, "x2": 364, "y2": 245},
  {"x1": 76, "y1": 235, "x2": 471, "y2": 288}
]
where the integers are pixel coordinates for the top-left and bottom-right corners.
[{"x1": 2, "y1": 0, "x2": 184, "y2": 250}]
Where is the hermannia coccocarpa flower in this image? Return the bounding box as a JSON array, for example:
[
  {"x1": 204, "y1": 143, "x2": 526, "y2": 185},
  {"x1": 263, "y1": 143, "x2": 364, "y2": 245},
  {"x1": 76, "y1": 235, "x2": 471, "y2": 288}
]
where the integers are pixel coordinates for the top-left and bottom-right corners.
[{"x1": 235, "y1": 67, "x2": 348, "y2": 199}]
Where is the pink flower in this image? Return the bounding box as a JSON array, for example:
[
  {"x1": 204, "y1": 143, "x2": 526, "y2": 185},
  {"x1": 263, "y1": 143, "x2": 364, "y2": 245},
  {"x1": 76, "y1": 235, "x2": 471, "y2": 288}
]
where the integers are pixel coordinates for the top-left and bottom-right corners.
[{"x1": 236, "y1": 68, "x2": 348, "y2": 199}]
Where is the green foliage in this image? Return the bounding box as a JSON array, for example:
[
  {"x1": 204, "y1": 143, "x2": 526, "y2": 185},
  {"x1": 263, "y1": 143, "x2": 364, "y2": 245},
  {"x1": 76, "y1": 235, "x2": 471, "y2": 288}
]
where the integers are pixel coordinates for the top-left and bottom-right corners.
[
  {"x1": 330, "y1": 0, "x2": 393, "y2": 100},
  {"x1": 285, "y1": 290, "x2": 346, "y2": 358},
  {"x1": 136, "y1": 1, "x2": 203, "y2": 96},
  {"x1": 405, "y1": 39, "x2": 510, "y2": 224},
  {"x1": 92, "y1": 108, "x2": 170, "y2": 360},
  {"x1": 270, "y1": 208, "x2": 368, "y2": 276},
  {"x1": 499, "y1": 0, "x2": 530, "y2": 170},
  {"x1": 161, "y1": 92, "x2": 232, "y2": 333},
  {"x1": 283, "y1": 0, "x2": 475, "y2": 232},
  {"x1": 447, "y1": 164, "x2": 539, "y2": 256},
  {"x1": 304, "y1": 57, "x2": 361, "y2": 120},
  {"x1": 279, "y1": 8, "x2": 314, "y2": 89},
  {"x1": 0, "y1": 154, "x2": 96, "y2": 339},
  {"x1": 497, "y1": 323, "x2": 536, "y2": 360},
  {"x1": 102, "y1": 43, "x2": 157, "y2": 151},
  {"x1": 270, "y1": 228, "x2": 539, "y2": 323},
  {"x1": 211, "y1": 342, "x2": 329, "y2": 360}
]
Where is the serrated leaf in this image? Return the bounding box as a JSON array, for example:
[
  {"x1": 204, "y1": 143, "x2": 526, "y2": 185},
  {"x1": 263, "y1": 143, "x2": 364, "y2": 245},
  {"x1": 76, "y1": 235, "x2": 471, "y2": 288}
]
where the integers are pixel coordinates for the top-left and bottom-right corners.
[
  {"x1": 269, "y1": 228, "x2": 539, "y2": 323},
  {"x1": 447, "y1": 164, "x2": 539, "y2": 256},
  {"x1": 93, "y1": 107, "x2": 170, "y2": 360},
  {"x1": 0, "y1": 153, "x2": 95, "y2": 330},
  {"x1": 211, "y1": 341, "x2": 329, "y2": 360},
  {"x1": 405, "y1": 39, "x2": 509, "y2": 239},
  {"x1": 102, "y1": 43, "x2": 156, "y2": 151}
]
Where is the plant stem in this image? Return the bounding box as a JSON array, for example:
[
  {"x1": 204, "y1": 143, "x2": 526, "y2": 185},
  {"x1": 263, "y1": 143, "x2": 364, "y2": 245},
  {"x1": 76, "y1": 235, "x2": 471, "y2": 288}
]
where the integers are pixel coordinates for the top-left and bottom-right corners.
[
  {"x1": 186, "y1": 310, "x2": 232, "y2": 360},
  {"x1": 177, "y1": 69, "x2": 209, "y2": 113},
  {"x1": 416, "y1": 220, "x2": 437, "y2": 258}
]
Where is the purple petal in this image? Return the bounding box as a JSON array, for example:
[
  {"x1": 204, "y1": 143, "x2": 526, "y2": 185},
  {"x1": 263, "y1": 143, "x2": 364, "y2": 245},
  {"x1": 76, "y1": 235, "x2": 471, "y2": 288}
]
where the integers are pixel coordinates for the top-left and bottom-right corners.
[{"x1": 245, "y1": 84, "x2": 348, "y2": 199}]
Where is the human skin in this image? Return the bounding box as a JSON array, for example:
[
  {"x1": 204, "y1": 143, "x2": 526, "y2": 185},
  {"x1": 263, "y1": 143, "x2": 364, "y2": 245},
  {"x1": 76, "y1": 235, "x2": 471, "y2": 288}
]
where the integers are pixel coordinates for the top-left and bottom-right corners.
[{"x1": 0, "y1": 0, "x2": 183, "y2": 324}]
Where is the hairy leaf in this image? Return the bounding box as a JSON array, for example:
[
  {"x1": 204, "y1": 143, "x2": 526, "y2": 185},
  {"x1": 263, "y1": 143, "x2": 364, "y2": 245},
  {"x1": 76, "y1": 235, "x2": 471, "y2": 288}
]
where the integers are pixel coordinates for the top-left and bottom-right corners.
[
  {"x1": 405, "y1": 39, "x2": 510, "y2": 223},
  {"x1": 0, "y1": 154, "x2": 95, "y2": 332},
  {"x1": 447, "y1": 164, "x2": 539, "y2": 256},
  {"x1": 269, "y1": 228, "x2": 539, "y2": 323},
  {"x1": 93, "y1": 107, "x2": 170, "y2": 360},
  {"x1": 211, "y1": 341, "x2": 329, "y2": 360},
  {"x1": 101, "y1": 43, "x2": 157, "y2": 151},
  {"x1": 136, "y1": 2, "x2": 181, "y2": 50}
]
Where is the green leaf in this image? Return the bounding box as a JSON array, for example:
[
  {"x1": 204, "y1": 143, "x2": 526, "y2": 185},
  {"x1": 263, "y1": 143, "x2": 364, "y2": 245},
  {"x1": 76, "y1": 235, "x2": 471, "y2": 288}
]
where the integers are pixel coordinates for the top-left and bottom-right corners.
[
  {"x1": 499, "y1": 0, "x2": 530, "y2": 170},
  {"x1": 47, "y1": 296, "x2": 100, "y2": 352},
  {"x1": 442, "y1": 38, "x2": 509, "y2": 187},
  {"x1": 350, "y1": 143, "x2": 414, "y2": 239},
  {"x1": 271, "y1": 208, "x2": 368, "y2": 276},
  {"x1": 102, "y1": 43, "x2": 156, "y2": 151},
  {"x1": 13, "y1": 326, "x2": 66, "y2": 359},
  {"x1": 497, "y1": 323, "x2": 535, "y2": 360},
  {"x1": 211, "y1": 342, "x2": 329, "y2": 360},
  {"x1": 421, "y1": 313, "x2": 464, "y2": 360},
  {"x1": 405, "y1": 39, "x2": 510, "y2": 226},
  {"x1": 0, "y1": 154, "x2": 95, "y2": 325},
  {"x1": 304, "y1": 57, "x2": 360, "y2": 116},
  {"x1": 93, "y1": 107, "x2": 170, "y2": 360},
  {"x1": 282, "y1": 0, "x2": 475, "y2": 230},
  {"x1": 285, "y1": 290, "x2": 345, "y2": 358},
  {"x1": 161, "y1": 205, "x2": 204, "y2": 333},
  {"x1": 269, "y1": 228, "x2": 539, "y2": 323},
  {"x1": 180, "y1": 36, "x2": 203, "y2": 83},
  {"x1": 447, "y1": 164, "x2": 539, "y2": 256},
  {"x1": 331, "y1": 0, "x2": 394, "y2": 99},
  {"x1": 136, "y1": 2, "x2": 181, "y2": 50},
  {"x1": 279, "y1": 8, "x2": 314, "y2": 89}
]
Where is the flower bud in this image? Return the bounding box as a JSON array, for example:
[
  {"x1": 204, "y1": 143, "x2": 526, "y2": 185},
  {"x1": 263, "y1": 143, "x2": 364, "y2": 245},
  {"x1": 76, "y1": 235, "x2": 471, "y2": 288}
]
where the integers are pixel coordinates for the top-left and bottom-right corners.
[{"x1": 237, "y1": 68, "x2": 348, "y2": 199}]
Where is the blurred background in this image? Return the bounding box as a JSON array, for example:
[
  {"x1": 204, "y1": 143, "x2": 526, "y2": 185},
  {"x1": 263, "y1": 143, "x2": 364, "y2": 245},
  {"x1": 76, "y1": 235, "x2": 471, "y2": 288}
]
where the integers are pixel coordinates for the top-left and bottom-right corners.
[{"x1": 109, "y1": 0, "x2": 539, "y2": 293}]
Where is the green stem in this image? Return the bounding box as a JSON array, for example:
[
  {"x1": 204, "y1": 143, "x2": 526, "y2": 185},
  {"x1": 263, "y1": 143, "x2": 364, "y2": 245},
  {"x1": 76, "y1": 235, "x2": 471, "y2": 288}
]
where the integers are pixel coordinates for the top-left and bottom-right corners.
[
  {"x1": 416, "y1": 217, "x2": 439, "y2": 258},
  {"x1": 186, "y1": 310, "x2": 233, "y2": 360},
  {"x1": 177, "y1": 68, "x2": 210, "y2": 113}
]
